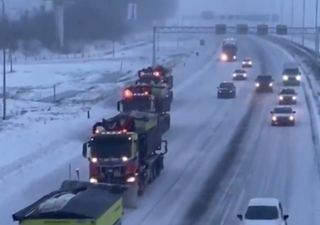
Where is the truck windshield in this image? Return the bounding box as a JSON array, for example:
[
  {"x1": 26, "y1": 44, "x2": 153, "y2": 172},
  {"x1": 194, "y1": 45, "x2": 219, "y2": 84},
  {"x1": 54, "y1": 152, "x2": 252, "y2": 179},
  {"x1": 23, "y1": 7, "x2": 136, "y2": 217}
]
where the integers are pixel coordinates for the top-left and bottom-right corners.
[
  {"x1": 283, "y1": 68, "x2": 300, "y2": 75},
  {"x1": 245, "y1": 206, "x2": 279, "y2": 220},
  {"x1": 90, "y1": 136, "x2": 131, "y2": 159},
  {"x1": 222, "y1": 44, "x2": 237, "y2": 52}
]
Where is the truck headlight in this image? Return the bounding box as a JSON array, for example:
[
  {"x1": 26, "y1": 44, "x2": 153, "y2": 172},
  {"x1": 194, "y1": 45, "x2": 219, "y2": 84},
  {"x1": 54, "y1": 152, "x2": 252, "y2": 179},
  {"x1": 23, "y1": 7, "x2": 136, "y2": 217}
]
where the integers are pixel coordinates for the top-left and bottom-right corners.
[
  {"x1": 292, "y1": 96, "x2": 297, "y2": 100},
  {"x1": 90, "y1": 178, "x2": 98, "y2": 184},
  {"x1": 272, "y1": 116, "x2": 277, "y2": 121},
  {"x1": 91, "y1": 157, "x2": 98, "y2": 163},
  {"x1": 221, "y1": 53, "x2": 228, "y2": 61},
  {"x1": 289, "y1": 116, "x2": 294, "y2": 121},
  {"x1": 283, "y1": 75, "x2": 288, "y2": 81},
  {"x1": 126, "y1": 176, "x2": 136, "y2": 183},
  {"x1": 296, "y1": 75, "x2": 301, "y2": 81},
  {"x1": 122, "y1": 156, "x2": 129, "y2": 162},
  {"x1": 255, "y1": 83, "x2": 260, "y2": 87},
  {"x1": 279, "y1": 96, "x2": 284, "y2": 100},
  {"x1": 269, "y1": 83, "x2": 273, "y2": 87}
]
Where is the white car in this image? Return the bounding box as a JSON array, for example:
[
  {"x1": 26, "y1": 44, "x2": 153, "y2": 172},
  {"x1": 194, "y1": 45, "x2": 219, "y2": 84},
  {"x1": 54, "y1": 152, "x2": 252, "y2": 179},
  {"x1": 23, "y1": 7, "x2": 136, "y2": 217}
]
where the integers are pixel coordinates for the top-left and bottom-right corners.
[
  {"x1": 242, "y1": 58, "x2": 253, "y2": 68},
  {"x1": 237, "y1": 198, "x2": 289, "y2": 225},
  {"x1": 233, "y1": 69, "x2": 248, "y2": 80}
]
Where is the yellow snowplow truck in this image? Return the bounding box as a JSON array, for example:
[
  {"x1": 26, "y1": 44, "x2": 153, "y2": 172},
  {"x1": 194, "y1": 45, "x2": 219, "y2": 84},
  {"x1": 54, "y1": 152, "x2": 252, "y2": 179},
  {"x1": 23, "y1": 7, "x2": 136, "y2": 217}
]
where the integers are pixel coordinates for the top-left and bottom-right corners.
[{"x1": 12, "y1": 180, "x2": 123, "y2": 225}]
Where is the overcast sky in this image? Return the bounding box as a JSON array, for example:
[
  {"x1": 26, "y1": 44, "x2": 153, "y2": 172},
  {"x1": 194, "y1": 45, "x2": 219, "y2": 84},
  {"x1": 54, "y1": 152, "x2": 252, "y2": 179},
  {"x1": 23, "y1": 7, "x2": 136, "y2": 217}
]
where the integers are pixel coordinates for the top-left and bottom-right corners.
[{"x1": 178, "y1": 0, "x2": 319, "y2": 26}]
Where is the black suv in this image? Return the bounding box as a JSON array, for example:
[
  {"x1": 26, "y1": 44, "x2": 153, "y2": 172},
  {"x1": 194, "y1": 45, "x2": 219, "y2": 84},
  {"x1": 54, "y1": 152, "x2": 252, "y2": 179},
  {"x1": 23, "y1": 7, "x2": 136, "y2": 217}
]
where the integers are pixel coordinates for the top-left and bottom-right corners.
[
  {"x1": 255, "y1": 75, "x2": 274, "y2": 92},
  {"x1": 217, "y1": 82, "x2": 236, "y2": 98}
]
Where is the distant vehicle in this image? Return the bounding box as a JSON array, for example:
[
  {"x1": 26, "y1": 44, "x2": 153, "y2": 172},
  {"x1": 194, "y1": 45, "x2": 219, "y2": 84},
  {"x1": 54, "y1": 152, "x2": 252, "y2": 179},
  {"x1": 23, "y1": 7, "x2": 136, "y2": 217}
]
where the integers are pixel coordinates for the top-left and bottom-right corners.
[
  {"x1": 233, "y1": 69, "x2": 247, "y2": 80},
  {"x1": 255, "y1": 75, "x2": 274, "y2": 92},
  {"x1": 217, "y1": 82, "x2": 236, "y2": 98},
  {"x1": 282, "y1": 62, "x2": 301, "y2": 86},
  {"x1": 237, "y1": 198, "x2": 289, "y2": 225},
  {"x1": 220, "y1": 38, "x2": 237, "y2": 62},
  {"x1": 242, "y1": 58, "x2": 253, "y2": 68},
  {"x1": 270, "y1": 106, "x2": 296, "y2": 126},
  {"x1": 278, "y1": 88, "x2": 297, "y2": 105}
]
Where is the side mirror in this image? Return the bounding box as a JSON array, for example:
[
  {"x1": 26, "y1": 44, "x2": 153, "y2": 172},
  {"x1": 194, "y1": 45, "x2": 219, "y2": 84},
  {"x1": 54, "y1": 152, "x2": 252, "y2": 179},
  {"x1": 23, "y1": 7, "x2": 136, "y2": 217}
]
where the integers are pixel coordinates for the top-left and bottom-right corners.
[
  {"x1": 117, "y1": 101, "x2": 121, "y2": 112},
  {"x1": 82, "y1": 143, "x2": 88, "y2": 158},
  {"x1": 283, "y1": 215, "x2": 289, "y2": 220},
  {"x1": 237, "y1": 214, "x2": 243, "y2": 221}
]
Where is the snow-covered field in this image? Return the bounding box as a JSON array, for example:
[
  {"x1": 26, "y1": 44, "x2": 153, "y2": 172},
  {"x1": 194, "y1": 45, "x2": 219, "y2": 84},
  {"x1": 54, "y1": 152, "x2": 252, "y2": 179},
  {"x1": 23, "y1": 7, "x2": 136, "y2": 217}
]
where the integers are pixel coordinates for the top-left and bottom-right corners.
[{"x1": 2, "y1": 32, "x2": 320, "y2": 225}]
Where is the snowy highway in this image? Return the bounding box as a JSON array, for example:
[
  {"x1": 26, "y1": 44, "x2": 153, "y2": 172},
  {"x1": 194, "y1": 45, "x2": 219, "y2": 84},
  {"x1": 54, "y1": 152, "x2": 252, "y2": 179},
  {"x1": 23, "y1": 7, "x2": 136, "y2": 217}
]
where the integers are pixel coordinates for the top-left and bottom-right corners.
[{"x1": 2, "y1": 35, "x2": 320, "y2": 225}]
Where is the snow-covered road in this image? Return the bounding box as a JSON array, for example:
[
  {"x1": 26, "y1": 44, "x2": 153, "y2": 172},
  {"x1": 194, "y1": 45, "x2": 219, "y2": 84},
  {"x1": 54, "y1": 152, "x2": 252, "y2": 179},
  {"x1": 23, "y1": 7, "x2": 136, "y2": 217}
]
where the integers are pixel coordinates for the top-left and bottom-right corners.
[{"x1": 2, "y1": 35, "x2": 320, "y2": 225}]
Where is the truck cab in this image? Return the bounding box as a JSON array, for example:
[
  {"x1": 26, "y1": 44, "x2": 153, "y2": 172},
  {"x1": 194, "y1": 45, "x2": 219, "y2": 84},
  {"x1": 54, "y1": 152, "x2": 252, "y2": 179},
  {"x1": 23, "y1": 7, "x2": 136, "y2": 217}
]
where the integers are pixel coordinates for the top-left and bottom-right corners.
[
  {"x1": 117, "y1": 84, "x2": 172, "y2": 113},
  {"x1": 137, "y1": 66, "x2": 173, "y2": 89},
  {"x1": 84, "y1": 112, "x2": 168, "y2": 196},
  {"x1": 220, "y1": 38, "x2": 238, "y2": 62}
]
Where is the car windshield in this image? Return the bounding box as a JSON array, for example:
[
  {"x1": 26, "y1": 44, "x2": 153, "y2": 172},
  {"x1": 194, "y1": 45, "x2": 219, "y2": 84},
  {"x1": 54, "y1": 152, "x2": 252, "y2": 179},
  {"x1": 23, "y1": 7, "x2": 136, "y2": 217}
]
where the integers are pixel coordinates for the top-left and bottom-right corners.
[
  {"x1": 257, "y1": 76, "x2": 272, "y2": 81},
  {"x1": 274, "y1": 107, "x2": 293, "y2": 113},
  {"x1": 245, "y1": 206, "x2": 279, "y2": 220},
  {"x1": 220, "y1": 83, "x2": 234, "y2": 88},
  {"x1": 90, "y1": 136, "x2": 132, "y2": 159},
  {"x1": 280, "y1": 89, "x2": 295, "y2": 95},
  {"x1": 235, "y1": 69, "x2": 245, "y2": 73},
  {"x1": 283, "y1": 68, "x2": 300, "y2": 75}
]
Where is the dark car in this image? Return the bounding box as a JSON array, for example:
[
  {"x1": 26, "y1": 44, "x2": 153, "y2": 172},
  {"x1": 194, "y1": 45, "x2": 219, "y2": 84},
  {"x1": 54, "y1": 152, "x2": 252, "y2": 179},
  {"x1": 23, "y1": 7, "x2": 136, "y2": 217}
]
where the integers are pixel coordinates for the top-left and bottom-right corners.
[
  {"x1": 278, "y1": 88, "x2": 297, "y2": 105},
  {"x1": 217, "y1": 82, "x2": 236, "y2": 98},
  {"x1": 270, "y1": 107, "x2": 296, "y2": 126},
  {"x1": 233, "y1": 69, "x2": 247, "y2": 80},
  {"x1": 255, "y1": 75, "x2": 274, "y2": 92}
]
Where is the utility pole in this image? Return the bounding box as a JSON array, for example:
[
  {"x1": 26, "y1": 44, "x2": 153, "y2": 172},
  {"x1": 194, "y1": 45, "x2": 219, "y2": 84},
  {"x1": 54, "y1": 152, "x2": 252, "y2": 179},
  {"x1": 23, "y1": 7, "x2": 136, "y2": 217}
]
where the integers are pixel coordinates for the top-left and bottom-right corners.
[
  {"x1": 152, "y1": 26, "x2": 156, "y2": 66},
  {"x1": 316, "y1": 0, "x2": 319, "y2": 58},
  {"x1": 1, "y1": 0, "x2": 6, "y2": 120},
  {"x1": 302, "y1": 0, "x2": 306, "y2": 46},
  {"x1": 291, "y1": 0, "x2": 294, "y2": 41}
]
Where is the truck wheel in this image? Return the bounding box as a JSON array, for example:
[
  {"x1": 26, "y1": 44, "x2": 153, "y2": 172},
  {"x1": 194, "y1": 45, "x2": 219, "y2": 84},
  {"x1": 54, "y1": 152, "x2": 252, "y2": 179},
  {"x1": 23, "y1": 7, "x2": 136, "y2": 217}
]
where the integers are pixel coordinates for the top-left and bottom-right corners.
[{"x1": 123, "y1": 184, "x2": 138, "y2": 209}]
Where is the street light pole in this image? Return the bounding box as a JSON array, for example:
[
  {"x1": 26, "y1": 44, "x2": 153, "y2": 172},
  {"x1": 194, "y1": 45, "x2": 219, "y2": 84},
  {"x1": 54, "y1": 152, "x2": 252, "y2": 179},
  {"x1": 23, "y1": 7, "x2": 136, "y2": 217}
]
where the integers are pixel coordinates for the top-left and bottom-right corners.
[
  {"x1": 291, "y1": 0, "x2": 294, "y2": 40},
  {"x1": 302, "y1": 0, "x2": 306, "y2": 46},
  {"x1": 316, "y1": 0, "x2": 319, "y2": 57},
  {"x1": 1, "y1": 0, "x2": 6, "y2": 120}
]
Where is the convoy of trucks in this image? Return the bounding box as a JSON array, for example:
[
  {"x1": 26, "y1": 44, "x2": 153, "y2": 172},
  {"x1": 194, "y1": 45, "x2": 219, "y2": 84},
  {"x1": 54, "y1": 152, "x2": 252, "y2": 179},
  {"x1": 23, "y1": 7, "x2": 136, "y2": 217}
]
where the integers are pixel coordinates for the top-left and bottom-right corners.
[{"x1": 12, "y1": 65, "x2": 174, "y2": 223}]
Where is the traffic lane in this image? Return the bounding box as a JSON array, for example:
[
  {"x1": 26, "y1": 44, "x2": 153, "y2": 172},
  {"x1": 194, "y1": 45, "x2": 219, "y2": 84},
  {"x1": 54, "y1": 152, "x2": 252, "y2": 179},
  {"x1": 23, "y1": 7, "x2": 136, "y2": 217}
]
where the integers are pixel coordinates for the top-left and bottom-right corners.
[
  {"x1": 124, "y1": 38, "x2": 260, "y2": 225},
  {"x1": 204, "y1": 38, "x2": 320, "y2": 225},
  {"x1": 190, "y1": 36, "x2": 297, "y2": 225}
]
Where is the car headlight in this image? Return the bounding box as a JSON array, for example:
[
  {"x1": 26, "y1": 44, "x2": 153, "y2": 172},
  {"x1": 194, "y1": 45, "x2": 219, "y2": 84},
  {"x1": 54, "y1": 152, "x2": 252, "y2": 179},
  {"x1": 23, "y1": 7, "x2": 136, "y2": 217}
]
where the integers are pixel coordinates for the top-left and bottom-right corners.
[
  {"x1": 279, "y1": 96, "x2": 284, "y2": 100},
  {"x1": 289, "y1": 116, "x2": 295, "y2": 121},
  {"x1": 233, "y1": 73, "x2": 237, "y2": 77},
  {"x1": 269, "y1": 83, "x2": 273, "y2": 87},
  {"x1": 221, "y1": 54, "x2": 228, "y2": 61},
  {"x1": 272, "y1": 116, "x2": 277, "y2": 121},
  {"x1": 90, "y1": 178, "x2": 98, "y2": 184},
  {"x1": 249, "y1": 61, "x2": 252, "y2": 65},
  {"x1": 122, "y1": 156, "x2": 129, "y2": 162},
  {"x1": 283, "y1": 75, "x2": 289, "y2": 81},
  {"x1": 296, "y1": 75, "x2": 301, "y2": 81},
  {"x1": 233, "y1": 56, "x2": 237, "y2": 59},
  {"x1": 255, "y1": 83, "x2": 260, "y2": 87},
  {"x1": 292, "y1": 96, "x2": 297, "y2": 100},
  {"x1": 126, "y1": 176, "x2": 136, "y2": 183},
  {"x1": 243, "y1": 73, "x2": 247, "y2": 77}
]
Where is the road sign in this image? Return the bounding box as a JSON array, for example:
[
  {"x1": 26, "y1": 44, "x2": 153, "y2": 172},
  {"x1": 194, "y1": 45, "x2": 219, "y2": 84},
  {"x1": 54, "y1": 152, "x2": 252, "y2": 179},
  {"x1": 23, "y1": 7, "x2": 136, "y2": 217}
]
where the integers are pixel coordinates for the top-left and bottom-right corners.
[
  {"x1": 237, "y1": 24, "x2": 249, "y2": 34},
  {"x1": 257, "y1": 24, "x2": 269, "y2": 35},
  {"x1": 215, "y1": 24, "x2": 227, "y2": 34}
]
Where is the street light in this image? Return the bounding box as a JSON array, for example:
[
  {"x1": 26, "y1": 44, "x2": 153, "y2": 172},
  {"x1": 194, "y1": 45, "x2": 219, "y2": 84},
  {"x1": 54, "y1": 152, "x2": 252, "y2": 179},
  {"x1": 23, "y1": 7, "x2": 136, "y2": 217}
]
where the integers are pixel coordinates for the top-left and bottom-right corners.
[
  {"x1": 302, "y1": 0, "x2": 306, "y2": 45},
  {"x1": 316, "y1": 0, "x2": 319, "y2": 57},
  {"x1": 1, "y1": 0, "x2": 6, "y2": 120}
]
